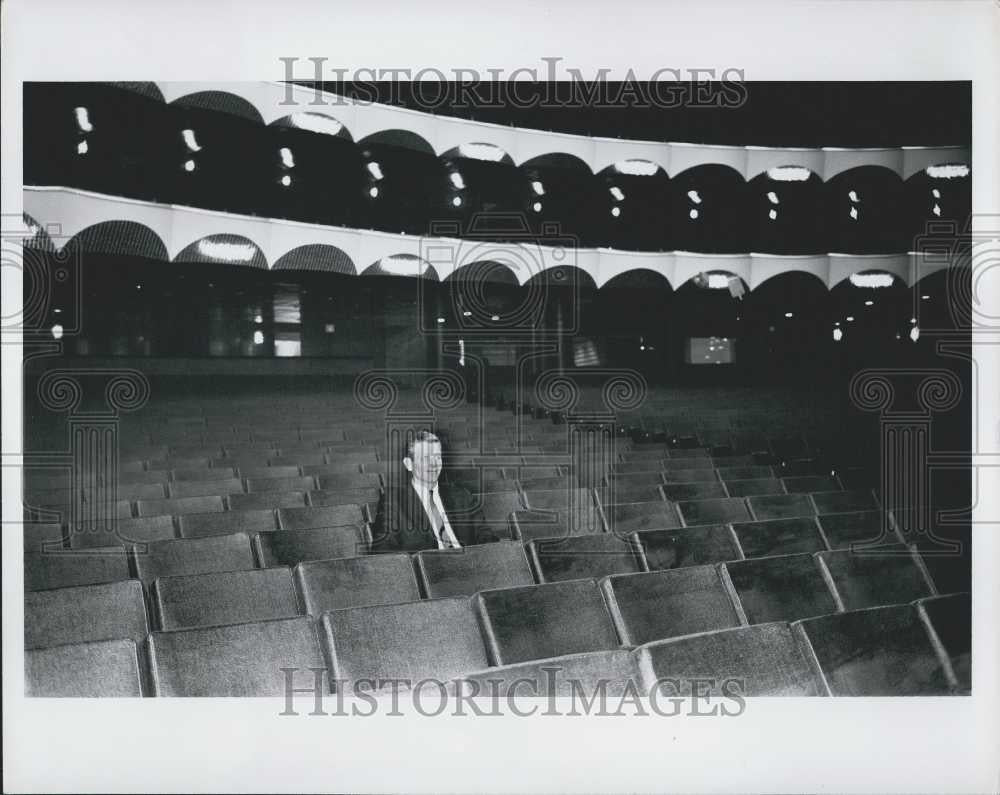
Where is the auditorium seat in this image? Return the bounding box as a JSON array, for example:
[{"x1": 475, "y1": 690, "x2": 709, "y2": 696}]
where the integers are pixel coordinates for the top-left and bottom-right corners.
[
  {"x1": 171, "y1": 467, "x2": 236, "y2": 481},
  {"x1": 723, "y1": 553, "x2": 838, "y2": 624},
  {"x1": 293, "y1": 553, "x2": 419, "y2": 614},
  {"x1": 601, "y1": 566, "x2": 742, "y2": 645},
  {"x1": 25, "y1": 579, "x2": 148, "y2": 650},
  {"x1": 474, "y1": 579, "x2": 620, "y2": 666},
  {"x1": 782, "y1": 475, "x2": 841, "y2": 494},
  {"x1": 810, "y1": 489, "x2": 878, "y2": 515},
  {"x1": 70, "y1": 515, "x2": 177, "y2": 549},
  {"x1": 712, "y1": 455, "x2": 757, "y2": 468},
  {"x1": 528, "y1": 533, "x2": 645, "y2": 583},
  {"x1": 506, "y1": 465, "x2": 563, "y2": 480},
  {"x1": 415, "y1": 541, "x2": 534, "y2": 598},
  {"x1": 457, "y1": 649, "x2": 642, "y2": 697},
  {"x1": 517, "y1": 475, "x2": 576, "y2": 492},
  {"x1": 677, "y1": 497, "x2": 751, "y2": 527},
  {"x1": 308, "y1": 486, "x2": 382, "y2": 508},
  {"x1": 747, "y1": 493, "x2": 816, "y2": 521},
  {"x1": 916, "y1": 592, "x2": 970, "y2": 692},
  {"x1": 602, "y1": 501, "x2": 682, "y2": 533},
  {"x1": 151, "y1": 567, "x2": 302, "y2": 631},
  {"x1": 147, "y1": 458, "x2": 211, "y2": 471},
  {"x1": 832, "y1": 466, "x2": 878, "y2": 490},
  {"x1": 113, "y1": 482, "x2": 167, "y2": 501},
  {"x1": 168, "y1": 478, "x2": 244, "y2": 498},
  {"x1": 254, "y1": 525, "x2": 371, "y2": 567},
  {"x1": 149, "y1": 616, "x2": 326, "y2": 697},
  {"x1": 177, "y1": 508, "x2": 276, "y2": 538},
  {"x1": 315, "y1": 473, "x2": 381, "y2": 491},
  {"x1": 26, "y1": 639, "x2": 144, "y2": 697},
  {"x1": 131, "y1": 532, "x2": 256, "y2": 583},
  {"x1": 118, "y1": 470, "x2": 170, "y2": 485},
  {"x1": 228, "y1": 491, "x2": 307, "y2": 510},
  {"x1": 730, "y1": 517, "x2": 827, "y2": 558},
  {"x1": 913, "y1": 524, "x2": 971, "y2": 595},
  {"x1": 614, "y1": 461, "x2": 665, "y2": 475},
  {"x1": 24, "y1": 547, "x2": 131, "y2": 591},
  {"x1": 246, "y1": 476, "x2": 317, "y2": 493},
  {"x1": 793, "y1": 604, "x2": 953, "y2": 695},
  {"x1": 817, "y1": 548, "x2": 934, "y2": 610},
  {"x1": 661, "y1": 468, "x2": 718, "y2": 483},
  {"x1": 600, "y1": 481, "x2": 669, "y2": 504},
  {"x1": 23, "y1": 522, "x2": 68, "y2": 553},
  {"x1": 723, "y1": 478, "x2": 786, "y2": 497},
  {"x1": 636, "y1": 622, "x2": 825, "y2": 696},
  {"x1": 660, "y1": 482, "x2": 728, "y2": 502},
  {"x1": 634, "y1": 525, "x2": 742, "y2": 571},
  {"x1": 278, "y1": 504, "x2": 366, "y2": 530},
  {"x1": 816, "y1": 510, "x2": 898, "y2": 549},
  {"x1": 716, "y1": 466, "x2": 774, "y2": 481},
  {"x1": 321, "y1": 597, "x2": 488, "y2": 693},
  {"x1": 137, "y1": 495, "x2": 224, "y2": 517},
  {"x1": 278, "y1": 453, "x2": 330, "y2": 468}
]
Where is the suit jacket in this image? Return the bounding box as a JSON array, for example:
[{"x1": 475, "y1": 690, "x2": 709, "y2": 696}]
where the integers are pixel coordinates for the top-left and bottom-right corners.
[{"x1": 371, "y1": 478, "x2": 497, "y2": 553}]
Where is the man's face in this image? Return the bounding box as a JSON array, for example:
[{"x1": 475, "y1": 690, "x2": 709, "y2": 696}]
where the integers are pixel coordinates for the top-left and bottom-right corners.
[{"x1": 405, "y1": 439, "x2": 442, "y2": 486}]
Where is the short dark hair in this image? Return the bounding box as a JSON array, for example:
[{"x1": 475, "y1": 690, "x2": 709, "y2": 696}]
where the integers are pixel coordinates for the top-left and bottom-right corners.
[{"x1": 405, "y1": 429, "x2": 440, "y2": 460}]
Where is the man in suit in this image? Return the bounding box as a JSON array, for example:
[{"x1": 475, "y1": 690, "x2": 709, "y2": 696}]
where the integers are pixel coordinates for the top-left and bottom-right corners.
[{"x1": 371, "y1": 430, "x2": 496, "y2": 552}]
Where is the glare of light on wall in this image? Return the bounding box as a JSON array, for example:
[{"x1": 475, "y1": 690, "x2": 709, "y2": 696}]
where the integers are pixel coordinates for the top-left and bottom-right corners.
[
  {"x1": 74, "y1": 107, "x2": 93, "y2": 132},
  {"x1": 849, "y1": 273, "x2": 894, "y2": 288},
  {"x1": 182, "y1": 129, "x2": 202, "y2": 152},
  {"x1": 615, "y1": 159, "x2": 659, "y2": 176},
  {"x1": 197, "y1": 239, "x2": 256, "y2": 262},
  {"x1": 279, "y1": 147, "x2": 295, "y2": 168},
  {"x1": 253, "y1": 330, "x2": 264, "y2": 345},
  {"x1": 925, "y1": 164, "x2": 969, "y2": 179},
  {"x1": 51, "y1": 324, "x2": 64, "y2": 340},
  {"x1": 458, "y1": 143, "x2": 507, "y2": 162},
  {"x1": 767, "y1": 166, "x2": 811, "y2": 182}
]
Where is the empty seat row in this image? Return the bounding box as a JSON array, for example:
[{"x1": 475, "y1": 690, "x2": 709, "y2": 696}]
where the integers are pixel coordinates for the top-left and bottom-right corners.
[{"x1": 25, "y1": 575, "x2": 967, "y2": 698}]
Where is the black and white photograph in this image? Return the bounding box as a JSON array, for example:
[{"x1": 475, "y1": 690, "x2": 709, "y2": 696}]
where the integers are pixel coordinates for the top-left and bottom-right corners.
[{"x1": 3, "y1": 2, "x2": 998, "y2": 793}]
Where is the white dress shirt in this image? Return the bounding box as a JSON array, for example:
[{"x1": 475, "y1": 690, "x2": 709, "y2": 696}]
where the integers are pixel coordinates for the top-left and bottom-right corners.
[{"x1": 410, "y1": 479, "x2": 461, "y2": 549}]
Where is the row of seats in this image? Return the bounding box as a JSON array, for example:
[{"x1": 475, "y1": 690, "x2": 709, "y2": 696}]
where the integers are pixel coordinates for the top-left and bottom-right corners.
[{"x1": 25, "y1": 572, "x2": 969, "y2": 697}]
